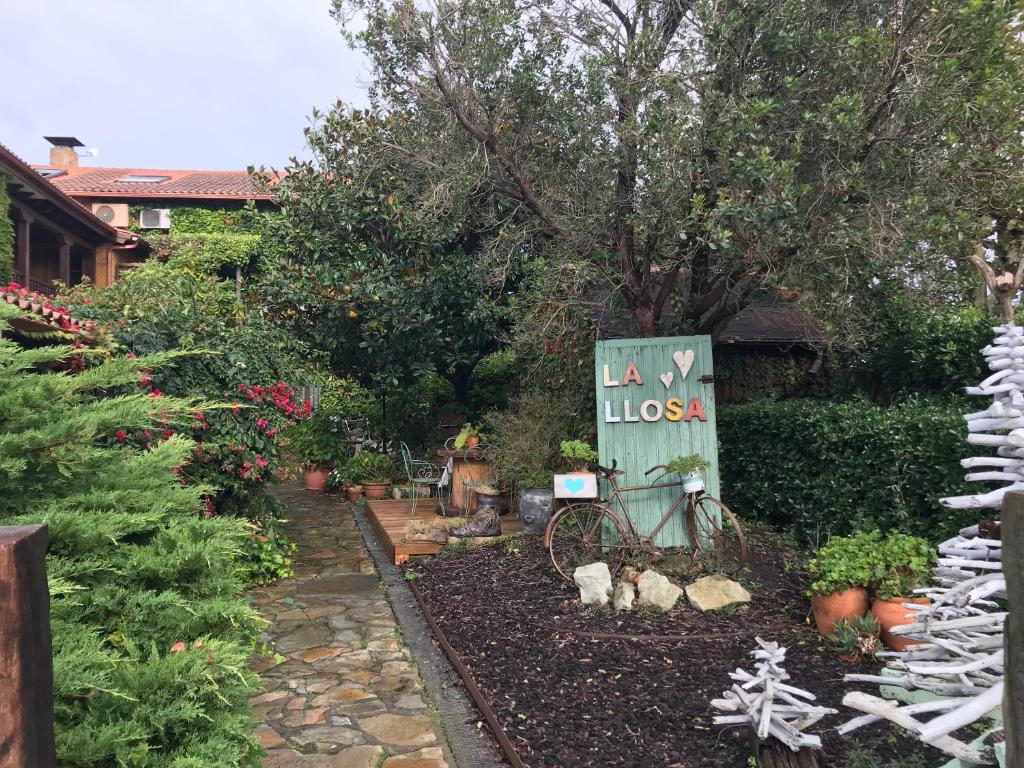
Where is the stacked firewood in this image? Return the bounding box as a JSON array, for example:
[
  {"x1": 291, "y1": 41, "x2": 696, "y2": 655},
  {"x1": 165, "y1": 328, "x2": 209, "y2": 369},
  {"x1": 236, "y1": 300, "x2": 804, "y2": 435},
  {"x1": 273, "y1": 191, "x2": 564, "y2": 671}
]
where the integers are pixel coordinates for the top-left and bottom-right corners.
[
  {"x1": 839, "y1": 524, "x2": 1004, "y2": 764},
  {"x1": 711, "y1": 638, "x2": 836, "y2": 767}
]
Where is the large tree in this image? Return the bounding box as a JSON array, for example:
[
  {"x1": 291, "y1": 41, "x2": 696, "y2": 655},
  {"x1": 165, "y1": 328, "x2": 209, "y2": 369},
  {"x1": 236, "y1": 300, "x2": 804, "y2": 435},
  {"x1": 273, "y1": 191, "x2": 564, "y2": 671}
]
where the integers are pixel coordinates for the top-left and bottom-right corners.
[{"x1": 331, "y1": 0, "x2": 1024, "y2": 339}]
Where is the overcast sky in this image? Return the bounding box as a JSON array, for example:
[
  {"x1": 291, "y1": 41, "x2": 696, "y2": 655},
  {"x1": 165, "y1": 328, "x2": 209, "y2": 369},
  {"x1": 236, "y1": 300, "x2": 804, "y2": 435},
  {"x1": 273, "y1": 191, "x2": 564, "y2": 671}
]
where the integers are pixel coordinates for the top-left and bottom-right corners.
[{"x1": 1, "y1": 0, "x2": 368, "y2": 171}]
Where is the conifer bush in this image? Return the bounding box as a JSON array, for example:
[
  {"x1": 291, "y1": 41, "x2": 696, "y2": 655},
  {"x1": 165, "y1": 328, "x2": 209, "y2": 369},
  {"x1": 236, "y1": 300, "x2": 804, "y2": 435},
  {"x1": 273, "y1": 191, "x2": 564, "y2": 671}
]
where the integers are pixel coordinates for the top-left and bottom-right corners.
[{"x1": 0, "y1": 304, "x2": 261, "y2": 767}]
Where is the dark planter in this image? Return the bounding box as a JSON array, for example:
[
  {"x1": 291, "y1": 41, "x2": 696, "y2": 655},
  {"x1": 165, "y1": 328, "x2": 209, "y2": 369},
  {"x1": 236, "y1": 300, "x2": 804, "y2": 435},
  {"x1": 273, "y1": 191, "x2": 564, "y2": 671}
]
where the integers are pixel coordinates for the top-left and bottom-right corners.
[
  {"x1": 475, "y1": 491, "x2": 511, "y2": 516},
  {"x1": 518, "y1": 487, "x2": 554, "y2": 534}
]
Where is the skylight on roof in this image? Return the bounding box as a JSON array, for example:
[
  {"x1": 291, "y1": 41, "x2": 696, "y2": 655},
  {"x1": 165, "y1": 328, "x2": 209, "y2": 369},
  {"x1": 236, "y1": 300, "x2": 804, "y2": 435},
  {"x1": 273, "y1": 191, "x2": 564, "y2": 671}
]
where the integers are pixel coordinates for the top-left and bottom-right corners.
[
  {"x1": 118, "y1": 175, "x2": 170, "y2": 183},
  {"x1": 36, "y1": 168, "x2": 67, "y2": 178}
]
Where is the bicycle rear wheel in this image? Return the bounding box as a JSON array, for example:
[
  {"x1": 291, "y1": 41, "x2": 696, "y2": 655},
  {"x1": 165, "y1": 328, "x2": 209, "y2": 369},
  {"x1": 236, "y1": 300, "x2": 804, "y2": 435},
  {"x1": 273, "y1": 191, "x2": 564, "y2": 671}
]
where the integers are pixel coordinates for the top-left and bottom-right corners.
[
  {"x1": 547, "y1": 502, "x2": 631, "y2": 581},
  {"x1": 685, "y1": 495, "x2": 748, "y2": 574}
]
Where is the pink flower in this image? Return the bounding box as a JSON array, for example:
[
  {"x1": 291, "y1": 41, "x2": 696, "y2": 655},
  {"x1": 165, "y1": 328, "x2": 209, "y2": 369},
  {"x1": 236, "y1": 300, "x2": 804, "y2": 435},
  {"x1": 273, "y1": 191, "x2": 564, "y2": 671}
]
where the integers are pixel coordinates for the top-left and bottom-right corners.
[
  {"x1": 170, "y1": 641, "x2": 186, "y2": 653},
  {"x1": 115, "y1": 430, "x2": 127, "y2": 442}
]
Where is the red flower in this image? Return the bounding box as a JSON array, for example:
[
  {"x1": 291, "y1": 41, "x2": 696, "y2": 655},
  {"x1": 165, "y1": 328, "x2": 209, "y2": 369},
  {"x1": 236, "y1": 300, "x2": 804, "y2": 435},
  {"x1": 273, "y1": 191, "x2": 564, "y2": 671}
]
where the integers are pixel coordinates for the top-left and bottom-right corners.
[
  {"x1": 116, "y1": 430, "x2": 127, "y2": 442},
  {"x1": 266, "y1": 427, "x2": 278, "y2": 437},
  {"x1": 149, "y1": 389, "x2": 163, "y2": 398},
  {"x1": 257, "y1": 418, "x2": 269, "y2": 429},
  {"x1": 126, "y1": 353, "x2": 136, "y2": 359},
  {"x1": 162, "y1": 429, "x2": 174, "y2": 438},
  {"x1": 170, "y1": 641, "x2": 186, "y2": 653},
  {"x1": 231, "y1": 403, "x2": 240, "y2": 414}
]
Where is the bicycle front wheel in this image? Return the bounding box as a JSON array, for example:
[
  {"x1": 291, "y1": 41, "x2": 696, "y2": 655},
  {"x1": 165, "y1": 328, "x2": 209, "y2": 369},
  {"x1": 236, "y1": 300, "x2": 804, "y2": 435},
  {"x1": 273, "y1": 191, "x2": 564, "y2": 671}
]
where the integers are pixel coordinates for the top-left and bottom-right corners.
[
  {"x1": 685, "y1": 495, "x2": 748, "y2": 575},
  {"x1": 547, "y1": 502, "x2": 631, "y2": 581}
]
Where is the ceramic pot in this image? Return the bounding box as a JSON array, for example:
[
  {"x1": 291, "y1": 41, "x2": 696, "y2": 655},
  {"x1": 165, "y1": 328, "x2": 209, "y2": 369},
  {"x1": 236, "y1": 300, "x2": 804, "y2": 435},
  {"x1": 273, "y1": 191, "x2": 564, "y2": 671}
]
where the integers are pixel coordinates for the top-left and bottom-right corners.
[
  {"x1": 304, "y1": 466, "x2": 330, "y2": 492},
  {"x1": 466, "y1": 435, "x2": 480, "y2": 447},
  {"x1": 810, "y1": 588, "x2": 869, "y2": 637},
  {"x1": 475, "y1": 491, "x2": 511, "y2": 516},
  {"x1": 363, "y1": 482, "x2": 391, "y2": 500},
  {"x1": 518, "y1": 487, "x2": 554, "y2": 534},
  {"x1": 682, "y1": 471, "x2": 705, "y2": 494},
  {"x1": 345, "y1": 485, "x2": 363, "y2": 504},
  {"x1": 872, "y1": 596, "x2": 930, "y2": 651}
]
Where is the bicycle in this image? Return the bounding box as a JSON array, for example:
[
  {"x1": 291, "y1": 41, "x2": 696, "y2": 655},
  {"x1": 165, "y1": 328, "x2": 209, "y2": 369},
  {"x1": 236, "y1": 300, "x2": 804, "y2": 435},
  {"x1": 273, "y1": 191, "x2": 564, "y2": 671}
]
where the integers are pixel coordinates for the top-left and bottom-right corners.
[{"x1": 544, "y1": 460, "x2": 747, "y2": 580}]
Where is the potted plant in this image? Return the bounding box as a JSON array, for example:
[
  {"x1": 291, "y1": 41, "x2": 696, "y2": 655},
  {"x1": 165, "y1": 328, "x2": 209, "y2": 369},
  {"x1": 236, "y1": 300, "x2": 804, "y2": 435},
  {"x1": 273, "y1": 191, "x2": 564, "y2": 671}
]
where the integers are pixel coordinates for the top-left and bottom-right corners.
[
  {"x1": 559, "y1": 440, "x2": 599, "y2": 473},
  {"x1": 287, "y1": 418, "x2": 340, "y2": 492},
  {"x1": 334, "y1": 458, "x2": 363, "y2": 503},
  {"x1": 826, "y1": 615, "x2": 881, "y2": 662},
  {"x1": 473, "y1": 483, "x2": 511, "y2": 516},
  {"x1": 356, "y1": 451, "x2": 395, "y2": 500},
  {"x1": 871, "y1": 532, "x2": 935, "y2": 651},
  {"x1": 806, "y1": 530, "x2": 876, "y2": 637},
  {"x1": 454, "y1": 424, "x2": 481, "y2": 449},
  {"x1": 666, "y1": 454, "x2": 709, "y2": 493}
]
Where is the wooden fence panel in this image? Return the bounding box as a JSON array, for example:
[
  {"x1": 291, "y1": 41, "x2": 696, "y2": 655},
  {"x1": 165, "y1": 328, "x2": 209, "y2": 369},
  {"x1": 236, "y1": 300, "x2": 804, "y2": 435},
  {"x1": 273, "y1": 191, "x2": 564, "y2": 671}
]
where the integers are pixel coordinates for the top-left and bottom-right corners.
[
  {"x1": 594, "y1": 336, "x2": 719, "y2": 547},
  {"x1": 0, "y1": 524, "x2": 55, "y2": 768}
]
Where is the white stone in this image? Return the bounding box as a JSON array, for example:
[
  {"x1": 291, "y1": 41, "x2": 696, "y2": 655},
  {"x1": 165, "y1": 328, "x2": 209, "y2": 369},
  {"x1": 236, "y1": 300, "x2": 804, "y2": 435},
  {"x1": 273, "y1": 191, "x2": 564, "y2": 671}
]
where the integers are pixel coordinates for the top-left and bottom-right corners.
[
  {"x1": 685, "y1": 574, "x2": 751, "y2": 612},
  {"x1": 636, "y1": 569, "x2": 683, "y2": 611},
  {"x1": 574, "y1": 562, "x2": 612, "y2": 606},
  {"x1": 613, "y1": 582, "x2": 635, "y2": 611}
]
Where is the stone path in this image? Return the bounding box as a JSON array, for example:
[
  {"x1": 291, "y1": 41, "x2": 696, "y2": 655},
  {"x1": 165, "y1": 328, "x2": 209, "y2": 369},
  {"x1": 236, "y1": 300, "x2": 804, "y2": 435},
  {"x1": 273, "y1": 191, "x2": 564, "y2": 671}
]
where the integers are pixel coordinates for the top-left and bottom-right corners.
[{"x1": 250, "y1": 486, "x2": 449, "y2": 768}]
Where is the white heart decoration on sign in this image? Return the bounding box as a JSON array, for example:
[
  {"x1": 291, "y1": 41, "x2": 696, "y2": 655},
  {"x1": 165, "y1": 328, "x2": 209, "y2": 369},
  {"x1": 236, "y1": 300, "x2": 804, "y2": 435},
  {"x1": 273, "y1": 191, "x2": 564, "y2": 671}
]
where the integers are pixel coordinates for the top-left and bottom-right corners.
[
  {"x1": 659, "y1": 371, "x2": 674, "y2": 389},
  {"x1": 673, "y1": 349, "x2": 695, "y2": 380}
]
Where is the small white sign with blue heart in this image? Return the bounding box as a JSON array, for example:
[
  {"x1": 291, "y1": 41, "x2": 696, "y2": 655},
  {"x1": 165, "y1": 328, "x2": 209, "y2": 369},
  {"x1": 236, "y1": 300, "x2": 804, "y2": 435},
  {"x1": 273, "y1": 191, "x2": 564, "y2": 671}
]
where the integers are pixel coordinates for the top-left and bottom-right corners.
[{"x1": 553, "y1": 473, "x2": 598, "y2": 499}]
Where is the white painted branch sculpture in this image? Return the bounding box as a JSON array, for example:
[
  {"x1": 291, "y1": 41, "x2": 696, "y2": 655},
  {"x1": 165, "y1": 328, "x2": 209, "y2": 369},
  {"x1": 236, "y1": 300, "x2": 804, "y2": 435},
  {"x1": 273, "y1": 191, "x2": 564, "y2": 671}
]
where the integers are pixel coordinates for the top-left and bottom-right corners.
[{"x1": 711, "y1": 637, "x2": 835, "y2": 763}]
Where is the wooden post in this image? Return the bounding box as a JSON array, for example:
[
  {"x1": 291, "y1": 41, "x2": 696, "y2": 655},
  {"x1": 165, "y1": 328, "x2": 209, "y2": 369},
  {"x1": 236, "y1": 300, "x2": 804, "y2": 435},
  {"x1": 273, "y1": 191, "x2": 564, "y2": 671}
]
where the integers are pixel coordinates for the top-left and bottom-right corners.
[
  {"x1": 58, "y1": 235, "x2": 71, "y2": 287},
  {"x1": 14, "y1": 213, "x2": 31, "y2": 286},
  {"x1": 0, "y1": 525, "x2": 56, "y2": 768},
  {"x1": 1005, "y1": 492, "x2": 1023, "y2": 768}
]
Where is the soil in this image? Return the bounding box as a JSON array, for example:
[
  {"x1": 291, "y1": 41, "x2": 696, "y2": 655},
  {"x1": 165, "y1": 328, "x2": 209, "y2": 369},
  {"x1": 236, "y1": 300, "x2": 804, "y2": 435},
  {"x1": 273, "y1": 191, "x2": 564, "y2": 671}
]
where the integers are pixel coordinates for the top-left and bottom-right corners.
[{"x1": 405, "y1": 528, "x2": 949, "y2": 768}]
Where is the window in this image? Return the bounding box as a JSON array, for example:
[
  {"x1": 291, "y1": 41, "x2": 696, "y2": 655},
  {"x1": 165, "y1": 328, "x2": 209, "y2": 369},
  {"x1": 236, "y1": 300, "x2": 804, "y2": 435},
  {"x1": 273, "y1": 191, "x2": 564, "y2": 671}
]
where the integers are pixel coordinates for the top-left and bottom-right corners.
[{"x1": 117, "y1": 175, "x2": 170, "y2": 183}]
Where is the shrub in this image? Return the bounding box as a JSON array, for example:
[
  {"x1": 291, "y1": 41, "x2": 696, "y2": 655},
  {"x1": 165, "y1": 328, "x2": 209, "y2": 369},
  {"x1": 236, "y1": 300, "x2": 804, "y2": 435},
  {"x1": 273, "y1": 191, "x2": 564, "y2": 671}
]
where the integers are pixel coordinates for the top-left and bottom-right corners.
[
  {"x1": 484, "y1": 391, "x2": 570, "y2": 490},
  {"x1": 0, "y1": 304, "x2": 260, "y2": 766},
  {"x1": 718, "y1": 398, "x2": 975, "y2": 544}
]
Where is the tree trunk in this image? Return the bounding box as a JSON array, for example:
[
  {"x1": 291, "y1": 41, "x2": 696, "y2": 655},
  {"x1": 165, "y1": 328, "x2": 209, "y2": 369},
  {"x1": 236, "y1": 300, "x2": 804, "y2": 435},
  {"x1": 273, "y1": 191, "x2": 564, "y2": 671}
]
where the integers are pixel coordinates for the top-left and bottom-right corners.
[
  {"x1": 441, "y1": 362, "x2": 477, "y2": 407},
  {"x1": 634, "y1": 303, "x2": 657, "y2": 338},
  {"x1": 1004, "y1": 492, "x2": 1023, "y2": 767}
]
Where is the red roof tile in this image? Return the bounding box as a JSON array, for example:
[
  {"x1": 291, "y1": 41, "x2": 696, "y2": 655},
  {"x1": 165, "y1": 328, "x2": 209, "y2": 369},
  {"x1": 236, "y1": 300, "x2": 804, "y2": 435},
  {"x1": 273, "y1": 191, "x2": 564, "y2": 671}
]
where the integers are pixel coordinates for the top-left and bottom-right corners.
[{"x1": 31, "y1": 165, "x2": 277, "y2": 201}]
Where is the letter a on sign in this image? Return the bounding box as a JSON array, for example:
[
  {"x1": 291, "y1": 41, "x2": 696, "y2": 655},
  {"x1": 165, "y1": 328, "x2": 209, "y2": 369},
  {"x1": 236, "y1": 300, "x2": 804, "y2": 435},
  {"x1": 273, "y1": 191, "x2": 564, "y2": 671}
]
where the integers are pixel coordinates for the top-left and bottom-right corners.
[
  {"x1": 684, "y1": 398, "x2": 706, "y2": 422},
  {"x1": 622, "y1": 363, "x2": 643, "y2": 386}
]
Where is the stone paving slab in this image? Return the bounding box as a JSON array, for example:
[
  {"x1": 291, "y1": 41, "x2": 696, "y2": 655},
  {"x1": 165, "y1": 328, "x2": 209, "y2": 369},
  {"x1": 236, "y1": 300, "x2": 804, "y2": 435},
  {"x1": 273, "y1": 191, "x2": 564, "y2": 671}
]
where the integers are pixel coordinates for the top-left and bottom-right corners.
[{"x1": 250, "y1": 486, "x2": 449, "y2": 768}]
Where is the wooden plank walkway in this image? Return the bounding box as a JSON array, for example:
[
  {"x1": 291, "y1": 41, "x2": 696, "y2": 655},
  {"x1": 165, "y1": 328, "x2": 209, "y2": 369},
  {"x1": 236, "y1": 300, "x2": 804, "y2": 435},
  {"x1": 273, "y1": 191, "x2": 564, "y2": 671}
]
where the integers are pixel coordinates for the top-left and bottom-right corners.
[{"x1": 365, "y1": 498, "x2": 524, "y2": 564}]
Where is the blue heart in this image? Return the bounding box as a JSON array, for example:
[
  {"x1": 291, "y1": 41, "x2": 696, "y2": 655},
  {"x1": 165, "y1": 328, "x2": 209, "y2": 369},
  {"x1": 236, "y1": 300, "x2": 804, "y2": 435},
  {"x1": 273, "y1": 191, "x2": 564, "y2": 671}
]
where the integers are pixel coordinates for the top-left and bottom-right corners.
[{"x1": 564, "y1": 477, "x2": 585, "y2": 494}]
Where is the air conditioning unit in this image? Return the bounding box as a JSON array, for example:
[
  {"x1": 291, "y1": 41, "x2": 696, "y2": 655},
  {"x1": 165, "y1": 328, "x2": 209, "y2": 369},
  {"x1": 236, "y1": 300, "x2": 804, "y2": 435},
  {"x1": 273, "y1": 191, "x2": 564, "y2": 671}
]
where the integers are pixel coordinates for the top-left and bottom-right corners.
[
  {"x1": 91, "y1": 203, "x2": 129, "y2": 228},
  {"x1": 139, "y1": 208, "x2": 171, "y2": 229}
]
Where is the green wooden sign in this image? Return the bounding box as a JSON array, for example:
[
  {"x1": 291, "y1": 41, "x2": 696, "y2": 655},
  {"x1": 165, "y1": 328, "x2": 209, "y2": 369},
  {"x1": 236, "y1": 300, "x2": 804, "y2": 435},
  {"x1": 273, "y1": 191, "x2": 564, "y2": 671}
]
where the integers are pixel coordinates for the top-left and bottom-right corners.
[{"x1": 594, "y1": 336, "x2": 719, "y2": 547}]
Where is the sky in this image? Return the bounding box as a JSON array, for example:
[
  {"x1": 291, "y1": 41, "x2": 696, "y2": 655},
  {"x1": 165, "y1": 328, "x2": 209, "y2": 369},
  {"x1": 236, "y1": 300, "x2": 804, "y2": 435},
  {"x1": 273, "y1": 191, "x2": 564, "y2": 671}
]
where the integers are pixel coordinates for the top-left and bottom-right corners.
[{"x1": 1, "y1": 0, "x2": 369, "y2": 171}]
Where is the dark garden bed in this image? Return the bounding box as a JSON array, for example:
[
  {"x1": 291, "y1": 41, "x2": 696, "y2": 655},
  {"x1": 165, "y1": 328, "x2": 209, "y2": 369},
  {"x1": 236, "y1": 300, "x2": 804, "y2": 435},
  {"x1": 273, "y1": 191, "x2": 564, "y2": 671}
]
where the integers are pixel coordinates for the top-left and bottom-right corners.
[{"x1": 405, "y1": 529, "x2": 947, "y2": 768}]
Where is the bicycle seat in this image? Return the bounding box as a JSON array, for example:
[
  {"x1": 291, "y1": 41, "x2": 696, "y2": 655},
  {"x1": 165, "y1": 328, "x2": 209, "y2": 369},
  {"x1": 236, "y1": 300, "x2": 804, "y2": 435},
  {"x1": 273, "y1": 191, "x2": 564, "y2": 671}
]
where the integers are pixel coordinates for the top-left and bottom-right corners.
[{"x1": 595, "y1": 461, "x2": 623, "y2": 479}]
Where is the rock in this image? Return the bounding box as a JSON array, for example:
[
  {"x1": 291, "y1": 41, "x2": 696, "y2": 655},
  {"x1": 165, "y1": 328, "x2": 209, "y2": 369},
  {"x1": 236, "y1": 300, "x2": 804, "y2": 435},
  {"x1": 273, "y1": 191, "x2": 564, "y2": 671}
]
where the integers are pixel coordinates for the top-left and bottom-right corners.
[
  {"x1": 574, "y1": 562, "x2": 613, "y2": 606},
  {"x1": 612, "y1": 582, "x2": 635, "y2": 611},
  {"x1": 358, "y1": 713, "x2": 438, "y2": 748},
  {"x1": 620, "y1": 565, "x2": 641, "y2": 584},
  {"x1": 684, "y1": 574, "x2": 751, "y2": 612},
  {"x1": 636, "y1": 570, "x2": 683, "y2": 611}
]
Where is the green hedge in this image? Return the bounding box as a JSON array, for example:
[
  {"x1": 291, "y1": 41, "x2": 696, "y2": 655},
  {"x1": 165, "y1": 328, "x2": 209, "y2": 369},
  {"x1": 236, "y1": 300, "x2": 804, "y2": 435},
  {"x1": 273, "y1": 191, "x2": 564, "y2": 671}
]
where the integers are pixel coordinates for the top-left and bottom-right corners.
[{"x1": 718, "y1": 398, "x2": 977, "y2": 545}]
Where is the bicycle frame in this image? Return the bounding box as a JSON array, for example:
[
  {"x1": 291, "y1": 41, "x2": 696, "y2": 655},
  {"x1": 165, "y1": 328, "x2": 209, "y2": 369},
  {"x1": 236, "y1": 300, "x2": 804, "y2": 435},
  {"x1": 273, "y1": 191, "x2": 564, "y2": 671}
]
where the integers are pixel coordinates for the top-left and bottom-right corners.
[{"x1": 600, "y1": 472, "x2": 696, "y2": 548}]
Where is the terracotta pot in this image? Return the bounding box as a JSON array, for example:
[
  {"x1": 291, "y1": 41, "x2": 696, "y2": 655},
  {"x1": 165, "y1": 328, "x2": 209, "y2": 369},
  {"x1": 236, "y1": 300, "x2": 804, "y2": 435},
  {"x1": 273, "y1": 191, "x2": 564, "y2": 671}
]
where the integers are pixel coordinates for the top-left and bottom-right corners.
[
  {"x1": 304, "y1": 466, "x2": 330, "y2": 492},
  {"x1": 872, "y1": 596, "x2": 930, "y2": 651},
  {"x1": 810, "y1": 587, "x2": 870, "y2": 637},
  {"x1": 345, "y1": 485, "x2": 363, "y2": 503},
  {"x1": 363, "y1": 482, "x2": 391, "y2": 500},
  {"x1": 466, "y1": 435, "x2": 480, "y2": 447},
  {"x1": 838, "y1": 652, "x2": 860, "y2": 662}
]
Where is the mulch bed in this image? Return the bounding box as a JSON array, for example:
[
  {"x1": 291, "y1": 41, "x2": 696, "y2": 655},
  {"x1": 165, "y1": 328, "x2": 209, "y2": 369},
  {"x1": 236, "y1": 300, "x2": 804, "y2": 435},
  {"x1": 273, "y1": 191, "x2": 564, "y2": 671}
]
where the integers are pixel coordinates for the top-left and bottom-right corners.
[{"x1": 405, "y1": 528, "x2": 947, "y2": 768}]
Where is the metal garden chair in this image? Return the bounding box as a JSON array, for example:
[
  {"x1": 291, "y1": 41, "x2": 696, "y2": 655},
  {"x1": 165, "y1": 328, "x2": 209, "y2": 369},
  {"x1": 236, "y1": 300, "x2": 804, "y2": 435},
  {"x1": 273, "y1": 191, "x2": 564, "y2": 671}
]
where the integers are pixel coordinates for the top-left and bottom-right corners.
[{"x1": 399, "y1": 442, "x2": 445, "y2": 517}]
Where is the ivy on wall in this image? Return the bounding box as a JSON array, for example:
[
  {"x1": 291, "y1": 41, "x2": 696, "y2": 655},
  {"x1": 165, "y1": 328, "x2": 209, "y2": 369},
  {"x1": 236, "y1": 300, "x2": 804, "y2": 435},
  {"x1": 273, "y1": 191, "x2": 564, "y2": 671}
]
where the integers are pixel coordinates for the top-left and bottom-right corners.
[{"x1": 0, "y1": 174, "x2": 14, "y2": 282}]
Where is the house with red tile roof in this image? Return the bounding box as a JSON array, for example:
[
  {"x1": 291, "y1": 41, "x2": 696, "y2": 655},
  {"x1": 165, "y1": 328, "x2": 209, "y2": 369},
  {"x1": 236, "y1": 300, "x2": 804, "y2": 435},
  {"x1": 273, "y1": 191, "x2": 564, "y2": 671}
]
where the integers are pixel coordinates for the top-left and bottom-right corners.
[
  {"x1": 1, "y1": 142, "x2": 144, "y2": 295},
  {"x1": 31, "y1": 137, "x2": 276, "y2": 235}
]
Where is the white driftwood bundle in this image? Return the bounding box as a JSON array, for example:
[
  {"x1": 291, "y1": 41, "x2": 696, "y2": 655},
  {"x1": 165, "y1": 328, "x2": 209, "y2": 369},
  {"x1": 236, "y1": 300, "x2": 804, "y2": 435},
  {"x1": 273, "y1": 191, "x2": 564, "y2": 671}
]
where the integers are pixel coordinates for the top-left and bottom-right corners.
[
  {"x1": 942, "y1": 323, "x2": 1024, "y2": 510},
  {"x1": 840, "y1": 523, "x2": 1004, "y2": 764},
  {"x1": 711, "y1": 637, "x2": 836, "y2": 752}
]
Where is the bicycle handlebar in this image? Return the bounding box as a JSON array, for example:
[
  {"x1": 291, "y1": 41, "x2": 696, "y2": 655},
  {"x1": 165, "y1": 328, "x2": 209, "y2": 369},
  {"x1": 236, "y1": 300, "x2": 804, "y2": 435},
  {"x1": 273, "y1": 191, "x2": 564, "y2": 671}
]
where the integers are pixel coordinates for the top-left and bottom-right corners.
[
  {"x1": 595, "y1": 459, "x2": 620, "y2": 478},
  {"x1": 644, "y1": 463, "x2": 668, "y2": 476}
]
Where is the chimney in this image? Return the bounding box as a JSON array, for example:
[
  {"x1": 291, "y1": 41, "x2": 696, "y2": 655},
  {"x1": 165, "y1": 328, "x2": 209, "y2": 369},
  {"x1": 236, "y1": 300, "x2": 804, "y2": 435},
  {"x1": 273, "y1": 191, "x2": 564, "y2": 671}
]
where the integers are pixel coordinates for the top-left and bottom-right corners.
[{"x1": 43, "y1": 136, "x2": 84, "y2": 167}]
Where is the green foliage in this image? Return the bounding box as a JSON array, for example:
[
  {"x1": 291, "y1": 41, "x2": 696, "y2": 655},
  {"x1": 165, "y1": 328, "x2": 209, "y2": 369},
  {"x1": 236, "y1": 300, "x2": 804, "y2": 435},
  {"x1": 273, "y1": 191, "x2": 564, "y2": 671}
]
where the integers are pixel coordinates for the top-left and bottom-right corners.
[
  {"x1": 806, "y1": 531, "x2": 879, "y2": 595},
  {"x1": 875, "y1": 532, "x2": 936, "y2": 599},
  {"x1": 287, "y1": 415, "x2": 344, "y2": 467},
  {"x1": 0, "y1": 174, "x2": 13, "y2": 281},
  {"x1": 0, "y1": 304, "x2": 260, "y2": 767},
  {"x1": 835, "y1": 296, "x2": 995, "y2": 399},
  {"x1": 665, "y1": 454, "x2": 709, "y2": 477},
  {"x1": 351, "y1": 451, "x2": 395, "y2": 484},
  {"x1": 484, "y1": 391, "x2": 570, "y2": 490},
  {"x1": 559, "y1": 440, "x2": 598, "y2": 472},
  {"x1": 719, "y1": 398, "x2": 976, "y2": 544},
  {"x1": 826, "y1": 615, "x2": 881, "y2": 660}
]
